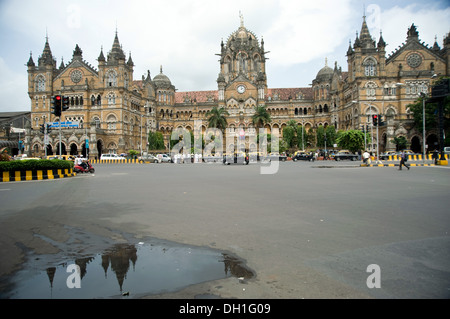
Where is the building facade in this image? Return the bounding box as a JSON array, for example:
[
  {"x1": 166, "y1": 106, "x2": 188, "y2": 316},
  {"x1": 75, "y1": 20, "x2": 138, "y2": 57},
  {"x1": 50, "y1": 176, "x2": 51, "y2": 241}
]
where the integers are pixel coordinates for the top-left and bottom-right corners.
[{"x1": 26, "y1": 17, "x2": 449, "y2": 158}]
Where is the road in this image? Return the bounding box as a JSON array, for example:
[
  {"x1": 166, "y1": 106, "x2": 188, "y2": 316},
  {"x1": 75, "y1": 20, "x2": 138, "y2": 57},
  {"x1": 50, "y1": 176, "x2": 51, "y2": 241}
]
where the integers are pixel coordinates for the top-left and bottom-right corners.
[{"x1": 0, "y1": 160, "x2": 449, "y2": 299}]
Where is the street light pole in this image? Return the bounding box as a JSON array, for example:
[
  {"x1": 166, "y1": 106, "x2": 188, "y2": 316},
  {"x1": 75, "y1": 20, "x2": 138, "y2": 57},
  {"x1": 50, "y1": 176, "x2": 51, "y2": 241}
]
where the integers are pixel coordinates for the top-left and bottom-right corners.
[{"x1": 420, "y1": 92, "x2": 426, "y2": 163}]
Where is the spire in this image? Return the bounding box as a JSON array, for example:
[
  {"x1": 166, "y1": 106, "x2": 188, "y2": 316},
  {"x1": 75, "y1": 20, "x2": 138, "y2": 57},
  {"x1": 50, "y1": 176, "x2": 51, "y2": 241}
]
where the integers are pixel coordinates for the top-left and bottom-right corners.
[
  {"x1": 27, "y1": 51, "x2": 35, "y2": 67},
  {"x1": 73, "y1": 44, "x2": 83, "y2": 60},
  {"x1": 127, "y1": 51, "x2": 134, "y2": 66},
  {"x1": 98, "y1": 46, "x2": 105, "y2": 62},
  {"x1": 239, "y1": 11, "x2": 244, "y2": 28},
  {"x1": 347, "y1": 39, "x2": 354, "y2": 55},
  {"x1": 377, "y1": 31, "x2": 386, "y2": 49},
  {"x1": 107, "y1": 30, "x2": 126, "y2": 62},
  {"x1": 354, "y1": 31, "x2": 361, "y2": 48},
  {"x1": 59, "y1": 57, "x2": 65, "y2": 69},
  {"x1": 432, "y1": 35, "x2": 440, "y2": 51},
  {"x1": 160, "y1": 65, "x2": 163, "y2": 74},
  {"x1": 38, "y1": 33, "x2": 56, "y2": 67},
  {"x1": 359, "y1": 15, "x2": 375, "y2": 48},
  {"x1": 407, "y1": 23, "x2": 419, "y2": 41}
]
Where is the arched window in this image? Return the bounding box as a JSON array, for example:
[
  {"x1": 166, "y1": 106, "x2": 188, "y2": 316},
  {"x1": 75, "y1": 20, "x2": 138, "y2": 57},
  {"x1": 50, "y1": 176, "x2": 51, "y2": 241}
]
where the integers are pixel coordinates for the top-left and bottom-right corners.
[
  {"x1": 365, "y1": 81, "x2": 377, "y2": 99},
  {"x1": 363, "y1": 58, "x2": 377, "y2": 76},
  {"x1": 36, "y1": 75, "x2": 45, "y2": 92},
  {"x1": 106, "y1": 70, "x2": 117, "y2": 87},
  {"x1": 97, "y1": 95, "x2": 101, "y2": 106},
  {"x1": 107, "y1": 93, "x2": 116, "y2": 106},
  {"x1": 106, "y1": 114, "x2": 117, "y2": 130},
  {"x1": 92, "y1": 117, "x2": 100, "y2": 128}
]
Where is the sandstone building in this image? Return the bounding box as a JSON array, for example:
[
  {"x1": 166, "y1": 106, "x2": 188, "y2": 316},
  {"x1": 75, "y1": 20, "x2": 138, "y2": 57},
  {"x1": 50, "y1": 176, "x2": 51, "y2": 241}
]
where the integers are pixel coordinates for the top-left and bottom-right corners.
[{"x1": 26, "y1": 16, "x2": 449, "y2": 158}]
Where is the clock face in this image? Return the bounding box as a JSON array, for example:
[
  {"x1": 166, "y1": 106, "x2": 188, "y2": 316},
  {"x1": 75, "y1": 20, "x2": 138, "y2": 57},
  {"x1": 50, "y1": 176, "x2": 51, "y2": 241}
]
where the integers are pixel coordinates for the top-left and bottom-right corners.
[
  {"x1": 407, "y1": 53, "x2": 422, "y2": 68},
  {"x1": 70, "y1": 70, "x2": 83, "y2": 83},
  {"x1": 237, "y1": 85, "x2": 246, "y2": 94}
]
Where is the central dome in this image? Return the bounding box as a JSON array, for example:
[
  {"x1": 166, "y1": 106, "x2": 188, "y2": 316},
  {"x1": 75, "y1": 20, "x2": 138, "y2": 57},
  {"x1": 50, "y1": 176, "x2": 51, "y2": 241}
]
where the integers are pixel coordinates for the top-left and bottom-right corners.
[
  {"x1": 315, "y1": 59, "x2": 333, "y2": 82},
  {"x1": 153, "y1": 66, "x2": 172, "y2": 88}
]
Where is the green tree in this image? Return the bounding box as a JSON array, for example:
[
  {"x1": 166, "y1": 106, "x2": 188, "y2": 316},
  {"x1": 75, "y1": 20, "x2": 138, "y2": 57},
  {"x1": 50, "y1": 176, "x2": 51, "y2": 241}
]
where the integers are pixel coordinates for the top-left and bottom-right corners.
[
  {"x1": 148, "y1": 131, "x2": 165, "y2": 150},
  {"x1": 408, "y1": 90, "x2": 450, "y2": 146},
  {"x1": 282, "y1": 126, "x2": 296, "y2": 149},
  {"x1": 206, "y1": 106, "x2": 229, "y2": 131},
  {"x1": 391, "y1": 136, "x2": 407, "y2": 151},
  {"x1": 252, "y1": 106, "x2": 272, "y2": 130},
  {"x1": 336, "y1": 130, "x2": 365, "y2": 153}
]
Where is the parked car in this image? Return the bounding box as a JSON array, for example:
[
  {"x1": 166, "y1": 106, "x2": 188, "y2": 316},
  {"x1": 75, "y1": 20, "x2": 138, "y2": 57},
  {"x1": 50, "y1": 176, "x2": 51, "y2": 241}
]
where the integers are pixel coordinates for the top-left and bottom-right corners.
[
  {"x1": 264, "y1": 152, "x2": 287, "y2": 162},
  {"x1": 156, "y1": 153, "x2": 173, "y2": 163},
  {"x1": 379, "y1": 151, "x2": 398, "y2": 160},
  {"x1": 139, "y1": 154, "x2": 159, "y2": 163},
  {"x1": 292, "y1": 151, "x2": 315, "y2": 162},
  {"x1": 223, "y1": 152, "x2": 249, "y2": 165},
  {"x1": 100, "y1": 153, "x2": 126, "y2": 161},
  {"x1": 444, "y1": 147, "x2": 450, "y2": 157},
  {"x1": 46, "y1": 155, "x2": 76, "y2": 161},
  {"x1": 334, "y1": 150, "x2": 359, "y2": 161}
]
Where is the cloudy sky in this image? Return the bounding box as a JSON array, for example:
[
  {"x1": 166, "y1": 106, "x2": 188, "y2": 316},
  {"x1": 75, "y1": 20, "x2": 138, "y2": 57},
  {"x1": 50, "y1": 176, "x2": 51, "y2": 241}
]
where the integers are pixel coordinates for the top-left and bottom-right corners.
[{"x1": 0, "y1": 0, "x2": 449, "y2": 112}]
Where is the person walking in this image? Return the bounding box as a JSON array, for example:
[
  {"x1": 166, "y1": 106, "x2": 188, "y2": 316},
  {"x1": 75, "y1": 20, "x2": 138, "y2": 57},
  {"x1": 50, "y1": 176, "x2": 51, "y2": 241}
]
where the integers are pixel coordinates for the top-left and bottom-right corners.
[
  {"x1": 399, "y1": 150, "x2": 410, "y2": 170},
  {"x1": 363, "y1": 150, "x2": 371, "y2": 164}
]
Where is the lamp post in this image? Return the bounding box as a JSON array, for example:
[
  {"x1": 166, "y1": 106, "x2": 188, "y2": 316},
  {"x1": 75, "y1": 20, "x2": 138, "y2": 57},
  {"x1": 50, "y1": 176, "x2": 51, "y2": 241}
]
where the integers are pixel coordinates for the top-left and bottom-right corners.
[{"x1": 419, "y1": 92, "x2": 427, "y2": 163}]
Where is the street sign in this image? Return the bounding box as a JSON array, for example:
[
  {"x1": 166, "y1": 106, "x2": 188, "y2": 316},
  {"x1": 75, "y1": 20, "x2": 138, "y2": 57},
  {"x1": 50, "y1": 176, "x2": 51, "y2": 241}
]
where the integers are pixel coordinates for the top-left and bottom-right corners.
[
  {"x1": 10, "y1": 127, "x2": 26, "y2": 134},
  {"x1": 49, "y1": 121, "x2": 80, "y2": 128}
]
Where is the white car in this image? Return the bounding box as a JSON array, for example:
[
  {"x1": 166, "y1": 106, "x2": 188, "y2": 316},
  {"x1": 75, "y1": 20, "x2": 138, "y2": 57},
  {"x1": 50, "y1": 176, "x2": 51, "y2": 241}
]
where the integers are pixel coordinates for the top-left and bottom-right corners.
[
  {"x1": 156, "y1": 153, "x2": 173, "y2": 163},
  {"x1": 100, "y1": 153, "x2": 126, "y2": 161}
]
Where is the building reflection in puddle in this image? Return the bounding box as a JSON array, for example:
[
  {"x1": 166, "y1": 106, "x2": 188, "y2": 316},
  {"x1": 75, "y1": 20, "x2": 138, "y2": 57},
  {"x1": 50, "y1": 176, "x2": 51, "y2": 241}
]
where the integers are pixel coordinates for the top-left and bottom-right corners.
[{"x1": 2, "y1": 242, "x2": 253, "y2": 299}]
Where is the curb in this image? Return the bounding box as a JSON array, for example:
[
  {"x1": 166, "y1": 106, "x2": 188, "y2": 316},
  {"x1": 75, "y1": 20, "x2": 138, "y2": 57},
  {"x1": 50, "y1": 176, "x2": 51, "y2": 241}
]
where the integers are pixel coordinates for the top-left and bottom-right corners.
[
  {"x1": 360, "y1": 163, "x2": 436, "y2": 167},
  {"x1": 0, "y1": 168, "x2": 76, "y2": 182}
]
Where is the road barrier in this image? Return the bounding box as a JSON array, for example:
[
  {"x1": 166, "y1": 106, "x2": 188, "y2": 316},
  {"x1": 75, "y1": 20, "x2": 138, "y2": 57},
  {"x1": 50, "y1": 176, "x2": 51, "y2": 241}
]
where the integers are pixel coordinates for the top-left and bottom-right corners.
[
  {"x1": 1, "y1": 168, "x2": 75, "y2": 182},
  {"x1": 90, "y1": 158, "x2": 142, "y2": 164},
  {"x1": 384, "y1": 154, "x2": 448, "y2": 161}
]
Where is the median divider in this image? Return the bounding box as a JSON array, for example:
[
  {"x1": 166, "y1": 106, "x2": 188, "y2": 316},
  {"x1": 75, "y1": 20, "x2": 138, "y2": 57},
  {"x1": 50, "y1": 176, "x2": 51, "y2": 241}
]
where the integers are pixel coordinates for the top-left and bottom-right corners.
[
  {"x1": 91, "y1": 158, "x2": 142, "y2": 164},
  {"x1": 361, "y1": 163, "x2": 436, "y2": 167},
  {"x1": 0, "y1": 168, "x2": 75, "y2": 182}
]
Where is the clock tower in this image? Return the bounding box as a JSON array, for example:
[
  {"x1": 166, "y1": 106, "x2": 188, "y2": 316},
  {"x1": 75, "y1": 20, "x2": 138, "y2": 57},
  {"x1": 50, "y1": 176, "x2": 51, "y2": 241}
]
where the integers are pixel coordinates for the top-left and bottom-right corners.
[{"x1": 216, "y1": 13, "x2": 268, "y2": 109}]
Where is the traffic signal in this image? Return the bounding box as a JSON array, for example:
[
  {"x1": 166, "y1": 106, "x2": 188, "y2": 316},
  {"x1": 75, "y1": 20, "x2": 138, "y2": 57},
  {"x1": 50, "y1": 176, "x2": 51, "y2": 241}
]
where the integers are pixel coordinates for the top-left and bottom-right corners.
[
  {"x1": 40, "y1": 124, "x2": 45, "y2": 134},
  {"x1": 62, "y1": 96, "x2": 70, "y2": 111},
  {"x1": 378, "y1": 115, "x2": 383, "y2": 126},
  {"x1": 51, "y1": 95, "x2": 62, "y2": 117},
  {"x1": 372, "y1": 114, "x2": 378, "y2": 126},
  {"x1": 46, "y1": 123, "x2": 52, "y2": 133}
]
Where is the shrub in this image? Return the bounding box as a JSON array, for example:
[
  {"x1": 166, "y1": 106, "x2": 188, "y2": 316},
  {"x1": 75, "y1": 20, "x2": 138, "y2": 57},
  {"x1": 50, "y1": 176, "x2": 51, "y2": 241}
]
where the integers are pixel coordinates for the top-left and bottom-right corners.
[{"x1": 0, "y1": 159, "x2": 73, "y2": 172}]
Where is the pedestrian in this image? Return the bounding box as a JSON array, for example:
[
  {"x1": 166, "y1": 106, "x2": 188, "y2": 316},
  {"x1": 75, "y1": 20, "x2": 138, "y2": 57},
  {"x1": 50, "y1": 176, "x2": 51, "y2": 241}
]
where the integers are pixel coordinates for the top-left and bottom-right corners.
[
  {"x1": 433, "y1": 149, "x2": 439, "y2": 165},
  {"x1": 363, "y1": 150, "x2": 370, "y2": 164},
  {"x1": 399, "y1": 150, "x2": 410, "y2": 170}
]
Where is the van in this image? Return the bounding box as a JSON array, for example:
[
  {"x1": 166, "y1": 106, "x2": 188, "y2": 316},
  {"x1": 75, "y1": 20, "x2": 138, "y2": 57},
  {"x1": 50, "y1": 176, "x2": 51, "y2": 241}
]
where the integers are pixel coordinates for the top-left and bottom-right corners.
[
  {"x1": 46, "y1": 155, "x2": 76, "y2": 161},
  {"x1": 100, "y1": 153, "x2": 126, "y2": 161},
  {"x1": 444, "y1": 147, "x2": 450, "y2": 157}
]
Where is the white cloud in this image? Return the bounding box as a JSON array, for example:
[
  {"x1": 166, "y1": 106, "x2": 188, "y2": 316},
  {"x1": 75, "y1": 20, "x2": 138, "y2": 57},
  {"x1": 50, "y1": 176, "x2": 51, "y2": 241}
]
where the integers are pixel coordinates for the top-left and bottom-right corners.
[
  {"x1": 0, "y1": 57, "x2": 29, "y2": 112},
  {"x1": 0, "y1": 0, "x2": 449, "y2": 112}
]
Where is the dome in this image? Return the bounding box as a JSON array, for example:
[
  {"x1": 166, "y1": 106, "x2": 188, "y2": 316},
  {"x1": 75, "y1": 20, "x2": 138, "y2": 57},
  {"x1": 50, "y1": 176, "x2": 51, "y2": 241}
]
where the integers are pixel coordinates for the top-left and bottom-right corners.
[
  {"x1": 315, "y1": 59, "x2": 333, "y2": 82},
  {"x1": 226, "y1": 13, "x2": 258, "y2": 47},
  {"x1": 153, "y1": 66, "x2": 172, "y2": 88}
]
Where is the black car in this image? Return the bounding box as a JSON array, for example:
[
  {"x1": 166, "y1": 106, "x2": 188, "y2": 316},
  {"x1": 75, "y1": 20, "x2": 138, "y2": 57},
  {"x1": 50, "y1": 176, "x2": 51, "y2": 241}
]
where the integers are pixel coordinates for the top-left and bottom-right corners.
[
  {"x1": 292, "y1": 151, "x2": 315, "y2": 162},
  {"x1": 263, "y1": 153, "x2": 287, "y2": 162},
  {"x1": 334, "y1": 150, "x2": 359, "y2": 161},
  {"x1": 223, "y1": 152, "x2": 249, "y2": 165}
]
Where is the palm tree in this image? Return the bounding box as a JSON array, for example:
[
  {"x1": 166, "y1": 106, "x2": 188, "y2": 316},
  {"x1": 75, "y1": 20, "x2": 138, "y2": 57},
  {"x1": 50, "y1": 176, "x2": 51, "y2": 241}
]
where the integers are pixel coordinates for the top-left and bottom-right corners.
[
  {"x1": 206, "y1": 106, "x2": 229, "y2": 131},
  {"x1": 252, "y1": 106, "x2": 271, "y2": 131}
]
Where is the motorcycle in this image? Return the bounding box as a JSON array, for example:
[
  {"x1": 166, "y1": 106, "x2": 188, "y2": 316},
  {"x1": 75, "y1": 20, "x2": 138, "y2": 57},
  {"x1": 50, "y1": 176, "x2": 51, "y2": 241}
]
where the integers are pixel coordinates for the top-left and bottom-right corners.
[{"x1": 74, "y1": 161, "x2": 95, "y2": 174}]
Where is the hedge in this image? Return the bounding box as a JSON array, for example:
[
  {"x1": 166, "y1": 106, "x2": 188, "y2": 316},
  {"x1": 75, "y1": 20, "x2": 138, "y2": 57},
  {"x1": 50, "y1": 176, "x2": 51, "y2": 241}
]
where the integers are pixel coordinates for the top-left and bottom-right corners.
[{"x1": 0, "y1": 159, "x2": 73, "y2": 172}]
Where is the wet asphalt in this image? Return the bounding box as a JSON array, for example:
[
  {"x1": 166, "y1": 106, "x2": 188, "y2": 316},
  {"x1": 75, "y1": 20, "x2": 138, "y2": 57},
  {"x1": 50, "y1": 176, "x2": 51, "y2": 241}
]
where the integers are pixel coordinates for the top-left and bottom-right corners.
[{"x1": 0, "y1": 160, "x2": 449, "y2": 299}]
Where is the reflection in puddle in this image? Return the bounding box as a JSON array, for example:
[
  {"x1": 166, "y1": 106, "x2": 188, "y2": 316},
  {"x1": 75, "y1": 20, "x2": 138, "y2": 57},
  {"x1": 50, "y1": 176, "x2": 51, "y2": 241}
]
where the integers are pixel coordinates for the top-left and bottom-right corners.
[{"x1": 1, "y1": 242, "x2": 253, "y2": 299}]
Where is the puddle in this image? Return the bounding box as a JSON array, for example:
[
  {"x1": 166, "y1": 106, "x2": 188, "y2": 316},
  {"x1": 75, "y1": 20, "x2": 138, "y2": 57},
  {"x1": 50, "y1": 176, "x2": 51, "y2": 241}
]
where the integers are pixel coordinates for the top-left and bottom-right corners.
[{"x1": 0, "y1": 241, "x2": 253, "y2": 299}]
